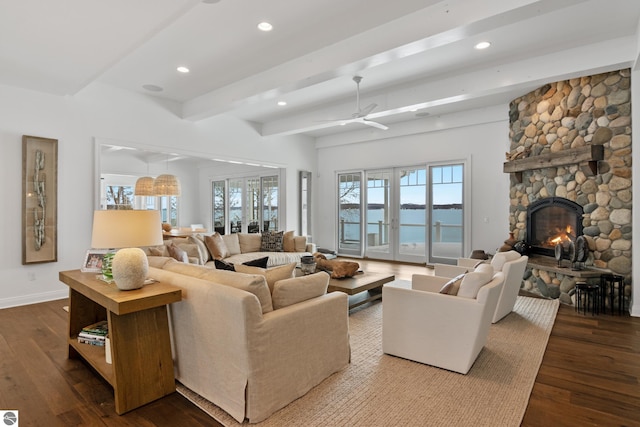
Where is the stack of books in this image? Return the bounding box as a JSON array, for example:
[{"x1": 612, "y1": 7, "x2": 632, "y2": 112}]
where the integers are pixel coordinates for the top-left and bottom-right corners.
[{"x1": 78, "y1": 320, "x2": 108, "y2": 346}]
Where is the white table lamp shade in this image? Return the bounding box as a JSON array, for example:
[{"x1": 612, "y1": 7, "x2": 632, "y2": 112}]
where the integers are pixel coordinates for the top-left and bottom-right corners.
[
  {"x1": 91, "y1": 210, "x2": 163, "y2": 249},
  {"x1": 91, "y1": 210, "x2": 163, "y2": 290}
]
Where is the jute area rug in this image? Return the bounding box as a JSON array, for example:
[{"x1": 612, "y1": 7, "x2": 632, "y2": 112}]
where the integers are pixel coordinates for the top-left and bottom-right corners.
[{"x1": 177, "y1": 296, "x2": 559, "y2": 426}]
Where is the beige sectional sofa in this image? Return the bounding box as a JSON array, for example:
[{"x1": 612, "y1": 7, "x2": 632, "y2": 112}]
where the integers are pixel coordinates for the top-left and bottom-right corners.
[
  {"x1": 147, "y1": 257, "x2": 350, "y2": 423},
  {"x1": 146, "y1": 231, "x2": 315, "y2": 268}
]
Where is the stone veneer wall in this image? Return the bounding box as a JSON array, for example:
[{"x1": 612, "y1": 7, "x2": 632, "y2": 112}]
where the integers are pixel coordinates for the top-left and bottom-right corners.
[{"x1": 508, "y1": 69, "x2": 632, "y2": 306}]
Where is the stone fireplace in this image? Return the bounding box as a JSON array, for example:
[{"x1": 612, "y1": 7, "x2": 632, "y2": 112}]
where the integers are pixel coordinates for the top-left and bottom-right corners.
[
  {"x1": 507, "y1": 69, "x2": 632, "y2": 307},
  {"x1": 526, "y1": 197, "x2": 583, "y2": 257}
]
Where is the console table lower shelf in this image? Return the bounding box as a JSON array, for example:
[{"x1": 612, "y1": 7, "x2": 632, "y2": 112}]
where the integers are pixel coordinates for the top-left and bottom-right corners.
[{"x1": 60, "y1": 270, "x2": 182, "y2": 414}]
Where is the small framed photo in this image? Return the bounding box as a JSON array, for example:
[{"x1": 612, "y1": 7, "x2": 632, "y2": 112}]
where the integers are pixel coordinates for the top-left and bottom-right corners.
[{"x1": 82, "y1": 249, "x2": 109, "y2": 273}]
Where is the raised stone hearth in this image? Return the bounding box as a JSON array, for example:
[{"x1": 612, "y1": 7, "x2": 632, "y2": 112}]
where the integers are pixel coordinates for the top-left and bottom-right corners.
[{"x1": 507, "y1": 69, "x2": 632, "y2": 308}]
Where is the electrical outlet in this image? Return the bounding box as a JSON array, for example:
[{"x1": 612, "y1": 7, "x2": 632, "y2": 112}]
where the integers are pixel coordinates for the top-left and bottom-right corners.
[{"x1": 483, "y1": 217, "x2": 490, "y2": 223}]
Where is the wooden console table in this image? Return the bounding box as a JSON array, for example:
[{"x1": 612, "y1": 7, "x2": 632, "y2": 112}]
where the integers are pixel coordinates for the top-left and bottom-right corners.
[{"x1": 59, "y1": 270, "x2": 182, "y2": 414}]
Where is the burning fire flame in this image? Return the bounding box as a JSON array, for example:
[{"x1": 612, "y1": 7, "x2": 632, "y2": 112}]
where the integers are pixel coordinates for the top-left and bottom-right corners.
[{"x1": 545, "y1": 225, "x2": 574, "y2": 247}]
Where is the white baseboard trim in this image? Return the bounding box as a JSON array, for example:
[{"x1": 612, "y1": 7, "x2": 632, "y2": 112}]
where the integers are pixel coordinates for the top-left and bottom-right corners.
[
  {"x1": 0, "y1": 290, "x2": 68, "y2": 310},
  {"x1": 629, "y1": 298, "x2": 640, "y2": 318}
]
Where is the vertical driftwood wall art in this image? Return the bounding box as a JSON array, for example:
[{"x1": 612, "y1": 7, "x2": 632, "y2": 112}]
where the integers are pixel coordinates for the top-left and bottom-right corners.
[{"x1": 22, "y1": 135, "x2": 58, "y2": 264}]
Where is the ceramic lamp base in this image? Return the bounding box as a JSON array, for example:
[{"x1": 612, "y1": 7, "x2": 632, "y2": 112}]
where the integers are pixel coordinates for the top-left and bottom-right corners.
[{"x1": 112, "y1": 247, "x2": 149, "y2": 290}]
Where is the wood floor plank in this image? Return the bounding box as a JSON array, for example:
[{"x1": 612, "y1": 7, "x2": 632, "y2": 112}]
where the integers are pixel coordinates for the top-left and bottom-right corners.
[
  {"x1": 2, "y1": 261, "x2": 640, "y2": 427},
  {"x1": 0, "y1": 299, "x2": 223, "y2": 427}
]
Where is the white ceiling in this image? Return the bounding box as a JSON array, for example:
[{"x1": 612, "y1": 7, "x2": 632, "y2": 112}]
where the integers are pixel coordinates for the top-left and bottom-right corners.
[{"x1": 2, "y1": 0, "x2": 639, "y2": 139}]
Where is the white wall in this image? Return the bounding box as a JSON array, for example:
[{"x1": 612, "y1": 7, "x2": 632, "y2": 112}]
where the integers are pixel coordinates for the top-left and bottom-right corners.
[
  {"x1": 0, "y1": 82, "x2": 315, "y2": 308},
  {"x1": 314, "y1": 105, "x2": 511, "y2": 258}
]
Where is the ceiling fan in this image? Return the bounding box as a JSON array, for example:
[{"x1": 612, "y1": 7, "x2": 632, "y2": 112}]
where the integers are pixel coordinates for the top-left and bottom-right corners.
[{"x1": 330, "y1": 76, "x2": 388, "y2": 130}]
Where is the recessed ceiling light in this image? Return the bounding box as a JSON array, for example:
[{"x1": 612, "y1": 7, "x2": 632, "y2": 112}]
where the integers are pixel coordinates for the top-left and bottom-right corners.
[
  {"x1": 202, "y1": 0, "x2": 221, "y2": 4},
  {"x1": 142, "y1": 84, "x2": 163, "y2": 92},
  {"x1": 258, "y1": 22, "x2": 273, "y2": 32},
  {"x1": 177, "y1": 66, "x2": 190, "y2": 73},
  {"x1": 277, "y1": 101, "x2": 287, "y2": 106},
  {"x1": 475, "y1": 41, "x2": 491, "y2": 50}
]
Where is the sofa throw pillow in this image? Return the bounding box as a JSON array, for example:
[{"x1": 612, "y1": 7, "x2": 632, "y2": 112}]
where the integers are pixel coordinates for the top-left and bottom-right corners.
[
  {"x1": 214, "y1": 259, "x2": 235, "y2": 271},
  {"x1": 148, "y1": 246, "x2": 168, "y2": 257},
  {"x1": 235, "y1": 262, "x2": 296, "y2": 294},
  {"x1": 175, "y1": 243, "x2": 201, "y2": 264},
  {"x1": 272, "y1": 272, "x2": 330, "y2": 309},
  {"x1": 457, "y1": 270, "x2": 493, "y2": 299},
  {"x1": 282, "y1": 230, "x2": 295, "y2": 252},
  {"x1": 293, "y1": 236, "x2": 307, "y2": 253},
  {"x1": 221, "y1": 233, "x2": 241, "y2": 255},
  {"x1": 439, "y1": 273, "x2": 465, "y2": 295},
  {"x1": 167, "y1": 243, "x2": 189, "y2": 263},
  {"x1": 260, "y1": 230, "x2": 284, "y2": 252},
  {"x1": 188, "y1": 235, "x2": 210, "y2": 264},
  {"x1": 243, "y1": 256, "x2": 269, "y2": 268},
  {"x1": 238, "y1": 233, "x2": 262, "y2": 253},
  {"x1": 214, "y1": 257, "x2": 269, "y2": 270},
  {"x1": 204, "y1": 232, "x2": 230, "y2": 260}
]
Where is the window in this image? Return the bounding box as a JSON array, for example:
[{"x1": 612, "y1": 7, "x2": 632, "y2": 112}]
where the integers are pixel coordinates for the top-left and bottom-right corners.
[
  {"x1": 104, "y1": 185, "x2": 134, "y2": 210},
  {"x1": 100, "y1": 174, "x2": 179, "y2": 225},
  {"x1": 262, "y1": 176, "x2": 278, "y2": 231},
  {"x1": 212, "y1": 180, "x2": 225, "y2": 234},
  {"x1": 338, "y1": 172, "x2": 362, "y2": 256},
  {"x1": 212, "y1": 174, "x2": 280, "y2": 234},
  {"x1": 429, "y1": 163, "x2": 464, "y2": 263},
  {"x1": 159, "y1": 196, "x2": 178, "y2": 226}
]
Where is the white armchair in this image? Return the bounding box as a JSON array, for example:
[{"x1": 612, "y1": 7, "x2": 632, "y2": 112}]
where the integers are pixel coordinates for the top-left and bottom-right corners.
[
  {"x1": 433, "y1": 251, "x2": 528, "y2": 323},
  {"x1": 492, "y1": 253, "x2": 528, "y2": 323},
  {"x1": 382, "y1": 270, "x2": 504, "y2": 374}
]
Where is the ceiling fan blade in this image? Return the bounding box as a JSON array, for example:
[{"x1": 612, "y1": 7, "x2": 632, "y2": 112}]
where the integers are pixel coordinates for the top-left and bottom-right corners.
[
  {"x1": 354, "y1": 117, "x2": 388, "y2": 130},
  {"x1": 313, "y1": 76, "x2": 387, "y2": 131},
  {"x1": 363, "y1": 120, "x2": 389, "y2": 130},
  {"x1": 354, "y1": 102, "x2": 377, "y2": 118}
]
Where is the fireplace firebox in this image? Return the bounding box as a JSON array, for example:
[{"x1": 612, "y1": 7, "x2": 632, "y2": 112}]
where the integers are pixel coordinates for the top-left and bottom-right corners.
[{"x1": 526, "y1": 197, "x2": 583, "y2": 257}]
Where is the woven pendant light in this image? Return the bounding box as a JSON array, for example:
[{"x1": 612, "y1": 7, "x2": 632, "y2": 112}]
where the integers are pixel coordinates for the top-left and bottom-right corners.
[
  {"x1": 153, "y1": 174, "x2": 181, "y2": 196},
  {"x1": 134, "y1": 176, "x2": 155, "y2": 196}
]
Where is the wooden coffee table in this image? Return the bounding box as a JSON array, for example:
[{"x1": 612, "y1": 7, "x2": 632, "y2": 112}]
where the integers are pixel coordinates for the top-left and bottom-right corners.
[{"x1": 328, "y1": 272, "x2": 395, "y2": 310}]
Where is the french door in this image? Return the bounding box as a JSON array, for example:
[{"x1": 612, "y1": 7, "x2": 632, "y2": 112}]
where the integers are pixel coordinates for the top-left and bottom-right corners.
[
  {"x1": 212, "y1": 175, "x2": 279, "y2": 234},
  {"x1": 428, "y1": 163, "x2": 465, "y2": 264},
  {"x1": 364, "y1": 167, "x2": 427, "y2": 263},
  {"x1": 338, "y1": 162, "x2": 466, "y2": 264}
]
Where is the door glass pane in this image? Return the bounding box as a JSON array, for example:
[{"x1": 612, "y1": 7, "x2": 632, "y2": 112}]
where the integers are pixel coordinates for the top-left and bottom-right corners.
[
  {"x1": 246, "y1": 178, "x2": 260, "y2": 233},
  {"x1": 338, "y1": 173, "x2": 362, "y2": 254},
  {"x1": 229, "y1": 179, "x2": 243, "y2": 233},
  {"x1": 299, "y1": 171, "x2": 311, "y2": 237},
  {"x1": 262, "y1": 176, "x2": 278, "y2": 232},
  {"x1": 105, "y1": 185, "x2": 134, "y2": 210},
  {"x1": 159, "y1": 196, "x2": 178, "y2": 226},
  {"x1": 399, "y1": 168, "x2": 426, "y2": 257},
  {"x1": 430, "y1": 164, "x2": 464, "y2": 261},
  {"x1": 366, "y1": 171, "x2": 390, "y2": 255},
  {"x1": 212, "y1": 180, "x2": 225, "y2": 234}
]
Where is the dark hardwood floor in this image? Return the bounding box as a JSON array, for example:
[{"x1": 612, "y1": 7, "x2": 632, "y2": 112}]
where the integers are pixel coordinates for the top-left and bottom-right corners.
[
  {"x1": 1, "y1": 259, "x2": 638, "y2": 426},
  {"x1": 0, "y1": 298, "x2": 222, "y2": 427}
]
